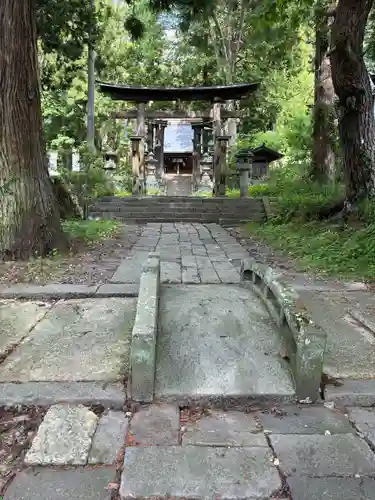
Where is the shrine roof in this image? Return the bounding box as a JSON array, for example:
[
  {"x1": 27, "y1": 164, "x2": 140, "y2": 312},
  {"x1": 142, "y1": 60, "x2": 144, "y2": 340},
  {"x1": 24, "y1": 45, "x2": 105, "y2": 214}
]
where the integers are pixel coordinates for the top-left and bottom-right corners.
[
  {"x1": 236, "y1": 144, "x2": 283, "y2": 162},
  {"x1": 251, "y1": 144, "x2": 283, "y2": 161},
  {"x1": 97, "y1": 81, "x2": 260, "y2": 102}
]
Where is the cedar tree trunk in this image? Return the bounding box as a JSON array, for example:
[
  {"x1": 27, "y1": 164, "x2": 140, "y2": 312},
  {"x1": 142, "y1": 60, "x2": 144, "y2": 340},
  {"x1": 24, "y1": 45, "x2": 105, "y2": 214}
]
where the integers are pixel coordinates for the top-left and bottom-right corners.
[
  {"x1": 0, "y1": 0, "x2": 67, "y2": 260},
  {"x1": 311, "y1": 10, "x2": 336, "y2": 183},
  {"x1": 330, "y1": 0, "x2": 375, "y2": 201}
]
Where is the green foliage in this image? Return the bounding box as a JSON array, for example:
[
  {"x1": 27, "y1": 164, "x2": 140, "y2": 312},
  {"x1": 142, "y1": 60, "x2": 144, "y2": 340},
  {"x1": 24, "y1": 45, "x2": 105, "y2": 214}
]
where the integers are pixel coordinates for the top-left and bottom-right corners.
[
  {"x1": 61, "y1": 167, "x2": 114, "y2": 207},
  {"x1": 115, "y1": 191, "x2": 132, "y2": 197},
  {"x1": 247, "y1": 219, "x2": 375, "y2": 279},
  {"x1": 41, "y1": 0, "x2": 170, "y2": 154},
  {"x1": 245, "y1": 178, "x2": 375, "y2": 279},
  {"x1": 236, "y1": 40, "x2": 313, "y2": 166},
  {"x1": 62, "y1": 219, "x2": 120, "y2": 242},
  {"x1": 37, "y1": 0, "x2": 108, "y2": 89}
]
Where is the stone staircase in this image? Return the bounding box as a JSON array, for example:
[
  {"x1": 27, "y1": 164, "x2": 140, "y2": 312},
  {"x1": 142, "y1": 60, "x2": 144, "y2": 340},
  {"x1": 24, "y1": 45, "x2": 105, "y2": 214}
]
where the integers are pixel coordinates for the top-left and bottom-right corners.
[{"x1": 89, "y1": 196, "x2": 266, "y2": 225}]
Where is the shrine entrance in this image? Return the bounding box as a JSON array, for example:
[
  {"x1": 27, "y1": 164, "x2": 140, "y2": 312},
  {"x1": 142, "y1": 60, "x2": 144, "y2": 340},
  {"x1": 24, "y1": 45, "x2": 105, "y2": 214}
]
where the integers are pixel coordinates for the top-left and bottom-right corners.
[
  {"x1": 164, "y1": 153, "x2": 193, "y2": 175},
  {"x1": 99, "y1": 81, "x2": 260, "y2": 196}
]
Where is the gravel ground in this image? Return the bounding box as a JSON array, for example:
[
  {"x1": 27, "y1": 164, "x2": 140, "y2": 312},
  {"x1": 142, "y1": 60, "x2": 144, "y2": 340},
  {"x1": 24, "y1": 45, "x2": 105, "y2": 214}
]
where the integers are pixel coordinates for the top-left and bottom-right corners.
[
  {"x1": 0, "y1": 224, "x2": 142, "y2": 286},
  {"x1": 0, "y1": 406, "x2": 46, "y2": 495}
]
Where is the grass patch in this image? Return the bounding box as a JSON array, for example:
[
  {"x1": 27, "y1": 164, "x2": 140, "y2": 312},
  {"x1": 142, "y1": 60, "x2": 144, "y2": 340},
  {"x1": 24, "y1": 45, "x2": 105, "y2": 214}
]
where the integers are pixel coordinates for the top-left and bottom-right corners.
[
  {"x1": 62, "y1": 219, "x2": 121, "y2": 243},
  {"x1": 115, "y1": 190, "x2": 132, "y2": 197},
  {"x1": 195, "y1": 191, "x2": 212, "y2": 197},
  {"x1": 246, "y1": 220, "x2": 375, "y2": 279},
  {"x1": 244, "y1": 178, "x2": 375, "y2": 280}
]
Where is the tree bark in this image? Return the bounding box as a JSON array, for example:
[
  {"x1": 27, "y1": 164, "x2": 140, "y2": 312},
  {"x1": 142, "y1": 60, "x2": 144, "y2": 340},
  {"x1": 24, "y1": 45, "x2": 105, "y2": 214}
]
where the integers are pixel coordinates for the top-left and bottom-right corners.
[
  {"x1": 0, "y1": 0, "x2": 67, "y2": 260},
  {"x1": 311, "y1": 9, "x2": 336, "y2": 183},
  {"x1": 330, "y1": 0, "x2": 375, "y2": 201}
]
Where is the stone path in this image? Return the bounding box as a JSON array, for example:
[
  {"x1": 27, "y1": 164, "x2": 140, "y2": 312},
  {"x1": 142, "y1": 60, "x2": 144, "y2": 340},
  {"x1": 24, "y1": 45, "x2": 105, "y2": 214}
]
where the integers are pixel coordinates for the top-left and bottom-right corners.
[
  {"x1": 0, "y1": 297, "x2": 135, "y2": 407},
  {"x1": 165, "y1": 173, "x2": 192, "y2": 196},
  {"x1": 110, "y1": 222, "x2": 246, "y2": 285},
  {"x1": 3, "y1": 221, "x2": 375, "y2": 498},
  {"x1": 5, "y1": 402, "x2": 375, "y2": 499},
  {"x1": 156, "y1": 284, "x2": 295, "y2": 403}
]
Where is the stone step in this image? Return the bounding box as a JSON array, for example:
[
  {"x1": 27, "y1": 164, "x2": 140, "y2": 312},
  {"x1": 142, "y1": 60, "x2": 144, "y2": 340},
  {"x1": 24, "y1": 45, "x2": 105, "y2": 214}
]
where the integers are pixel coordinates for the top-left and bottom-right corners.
[
  {"x1": 120, "y1": 446, "x2": 281, "y2": 500},
  {"x1": 93, "y1": 208, "x2": 263, "y2": 215},
  {"x1": 91, "y1": 215, "x2": 264, "y2": 224},
  {"x1": 98, "y1": 195, "x2": 262, "y2": 203},
  {"x1": 94, "y1": 197, "x2": 264, "y2": 203},
  {"x1": 92, "y1": 207, "x2": 264, "y2": 214},
  {"x1": 91, "y1": 211, "x2": 264, "y2": 218}
]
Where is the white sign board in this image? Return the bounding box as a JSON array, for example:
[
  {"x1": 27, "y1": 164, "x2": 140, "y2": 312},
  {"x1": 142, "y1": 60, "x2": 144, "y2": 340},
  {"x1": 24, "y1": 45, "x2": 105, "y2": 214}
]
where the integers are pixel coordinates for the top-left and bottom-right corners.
[
  {"x1": 48, "y1": 151, "x2": 58, "y2": 176},
  {"x1": 72, "y1": 151, "x2": 80, "y2": 171}
]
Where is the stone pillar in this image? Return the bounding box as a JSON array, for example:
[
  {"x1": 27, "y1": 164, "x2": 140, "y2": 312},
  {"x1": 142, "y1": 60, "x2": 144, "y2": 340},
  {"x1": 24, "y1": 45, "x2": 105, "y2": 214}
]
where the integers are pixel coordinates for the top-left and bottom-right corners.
[
  {"x1": 216, "y1": 135, "x2": 230, "y2": 196},
  {"x1": 235, "y1": 151, "x2": 253, "y2": 198},
  {"x1": 154, "y1": 120, "x2": 168, "y2": 177},
  {"x1": 159, "y1": 120, "x2": 168, "y2": 175},
  {"x1": 212, "y1": 101, "x2": 223, "y2": 196},
  {"x1": 192, "y1": 124, "x2": 203, "y2": 192},
  {"x1": 136, "y1": 102, "x2": 147, "y2": 194},
  {"x1": 130, "y1": 136, "x2": 142, "y2": 195},
  {"x1": 146, "y1": 121, "x2": 154, "y2": 154},
  {"x1": 239, "y1": 169, "x2": 249, "y2": 197}
]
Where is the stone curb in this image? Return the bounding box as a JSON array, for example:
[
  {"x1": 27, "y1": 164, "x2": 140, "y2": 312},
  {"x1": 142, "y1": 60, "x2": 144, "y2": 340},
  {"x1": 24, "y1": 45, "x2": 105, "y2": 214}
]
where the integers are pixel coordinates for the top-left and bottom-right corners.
[
  {"x1": 0, "y1": 382, "x2": 126, "y2": 408},
  {"x1": 130, "y1": 252, "x2": 160, "y2": 403},
  {"x1": 240, "y1": 258, "x2": 327, "y2": 403},
  {"x1": 349, "y1": 309, "x2": 375, "y2": 335},
  {"x1": 325, "y1": 379, "x2": 375, "y2": 407},
  {"x1": 0, "y1": 283, "x2": 138, "y2": 299}
]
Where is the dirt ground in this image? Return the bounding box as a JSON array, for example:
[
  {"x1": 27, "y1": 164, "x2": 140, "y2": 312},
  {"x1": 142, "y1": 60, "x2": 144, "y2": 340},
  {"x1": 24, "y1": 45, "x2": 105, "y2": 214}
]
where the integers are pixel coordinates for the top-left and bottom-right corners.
[
  {"x1": 0, "y1": 224, "x2": 142, "y2": 286},
  {"x1": 0, "y1": 406, "x2": 46, "y2": 496}
]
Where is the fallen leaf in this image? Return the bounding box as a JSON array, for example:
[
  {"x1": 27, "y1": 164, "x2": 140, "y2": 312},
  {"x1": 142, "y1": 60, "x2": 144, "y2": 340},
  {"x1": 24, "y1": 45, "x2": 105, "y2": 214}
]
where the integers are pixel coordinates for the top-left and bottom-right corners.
[{"x1": 105, "y1": 482, "x2": 119, "y2": 490}]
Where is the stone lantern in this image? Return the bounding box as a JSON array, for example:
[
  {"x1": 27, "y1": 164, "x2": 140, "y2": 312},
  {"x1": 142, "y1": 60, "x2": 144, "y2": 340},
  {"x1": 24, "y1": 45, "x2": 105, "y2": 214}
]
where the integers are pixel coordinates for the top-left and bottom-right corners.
[
  {"x1": 234, "y1": 148, "x2": 254, "y2": 198},
  {"x1": 197, "y1": 153, "x2": 213, "y2": 193},
  {"x1": 146, "y1": 151, "x2": 159, "y2": 193},
  {"x1": 103, "y1": 151, "x2": 118, "y2": 171}
]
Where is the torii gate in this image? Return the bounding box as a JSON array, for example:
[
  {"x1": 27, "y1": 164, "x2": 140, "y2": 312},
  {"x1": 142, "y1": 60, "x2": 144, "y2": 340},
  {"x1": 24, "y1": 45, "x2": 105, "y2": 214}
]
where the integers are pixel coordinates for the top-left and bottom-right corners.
[{"x1": 98, "y1": 81, "x2": 259, "y2": 196}]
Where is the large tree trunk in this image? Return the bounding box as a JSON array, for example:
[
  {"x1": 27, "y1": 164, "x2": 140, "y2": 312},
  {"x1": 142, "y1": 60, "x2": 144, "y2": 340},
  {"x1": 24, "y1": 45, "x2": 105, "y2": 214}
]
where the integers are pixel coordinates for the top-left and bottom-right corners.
[
  {"x1": 311, "y1": 8, "x2": 336, "y2": 183},
  {"x1": 0, "y1": 0, "x2": 67, "y2": 260},
  {"x1": 330, "y1": 0, "x2": 375, "y2": 201}
]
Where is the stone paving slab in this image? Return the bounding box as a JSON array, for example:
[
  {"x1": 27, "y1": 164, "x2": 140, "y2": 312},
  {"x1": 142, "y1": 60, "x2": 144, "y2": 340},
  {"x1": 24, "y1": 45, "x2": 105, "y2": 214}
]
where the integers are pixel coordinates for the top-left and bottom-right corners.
[
  {"x1": 89, "y1": 410, "x2": 128, "y2": 464},
  {"x1": 258, "y1": 405, "x2": 354, "y2": 435},
  {"x1": 95, "y1": 283, "x2": 139, "y2": 297},
  {"x1": 326, "y1": 379, "x2": 375, "y2": 406},
  {"x1": 0, "y1": 381, "x2": 126, "y2": 408},
  {"x1": 112, "y1": 222, "x2": 247, "y2": 285},
  {"x1": 0, "y1": 284, "x2": 98, "y2": 299},
  {"x1": 0, "y1": 298, "x2": 136, "y2": 383},
  {"x1": 286, "y1": 477, "x2": 367, "y2": 500},
  {"x1": 182, "y1": 410, "x2": 268, "y2": 447},
  {"x1": 182, "y1": 267, "x2": 200, "y2": 284},
  {"x1": 110, "y1": 250, "x2": 151, "y2": 283},
  {"x1": 129, "y1": 404, "x2": 180, "y2": 445},
  {"x1": 120, "y1": 446, "x2": 281, "y2": 500},
  {"x1": 347, "y1": 407, "x2": 375, "y2": 447},
  {"x1": 25, "y1": 404, "x2": 98, "y2": 465},
  {"x1": 4, "y1": 467, "x2": 116, "y2": 500},
  {"x1": 297, "y1": 289, "x2": 375, "y2": 379},
  {"x1": 160, "y1": 261, "x2": 181, "y2": 283},
  {"x1": 270, "y1": 434, "x2": 375, "y2": 477},
  {"x1": 156, "y1": 284, "x2": 295, "y2": 403},
  {"x1": 0, "y1": 300, "x2": 51, "y2": 358}
]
